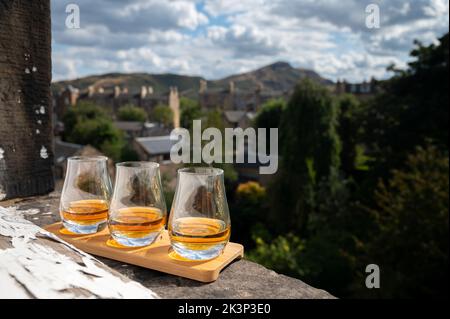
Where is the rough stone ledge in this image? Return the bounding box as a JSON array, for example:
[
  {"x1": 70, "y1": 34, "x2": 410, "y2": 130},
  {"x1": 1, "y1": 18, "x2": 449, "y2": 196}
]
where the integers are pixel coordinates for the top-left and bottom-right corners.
[{"x1": 1, "y1": 192, "x2": 335, "y2": 299}]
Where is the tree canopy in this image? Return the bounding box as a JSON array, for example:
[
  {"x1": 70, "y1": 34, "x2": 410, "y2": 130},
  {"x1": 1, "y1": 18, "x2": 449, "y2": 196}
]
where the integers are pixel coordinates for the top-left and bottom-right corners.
[{"x1": 117, "y1": 105, "x2": 147, "y2": 122}]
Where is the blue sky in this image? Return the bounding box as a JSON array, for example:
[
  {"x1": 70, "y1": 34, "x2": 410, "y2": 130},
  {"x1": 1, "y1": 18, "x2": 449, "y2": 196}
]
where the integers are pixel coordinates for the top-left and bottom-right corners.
[{"x1": 51, "y1": 0, "x2": 449, "y2": 82}]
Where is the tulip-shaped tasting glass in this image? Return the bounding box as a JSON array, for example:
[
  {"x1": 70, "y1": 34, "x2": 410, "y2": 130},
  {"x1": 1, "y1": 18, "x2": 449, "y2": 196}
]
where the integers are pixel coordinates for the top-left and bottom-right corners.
[
  {"x1": 60, "y1": 156, "x2": 112, "y2": 234},
  {"x1": 108, "y1": 162, "x2": 167, "y2": 247},
  {"x1": 169, "y1": 168, "x2": 231, "y2": 260}
]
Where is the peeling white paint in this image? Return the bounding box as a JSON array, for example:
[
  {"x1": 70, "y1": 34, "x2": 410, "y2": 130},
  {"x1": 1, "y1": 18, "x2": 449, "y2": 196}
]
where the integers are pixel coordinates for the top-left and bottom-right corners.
[
  {"x1": 0, "y1": 147, "x2": 4, "y2": 160},
  {"x1": 39, "y1": 106, "x2": 45, "y2": 114},
  {"x1": 0, "y1": 187, "x2": 6, "y2": 201},
  {"x1": 40, "y1": 146, "x2": 48, "y2": 159},
  {"x1": 32, "y1": 66, "x2": 38, "y2": 73},
  {"x1": 0, "y1": 206, "x2": 159, "y2": 299}
]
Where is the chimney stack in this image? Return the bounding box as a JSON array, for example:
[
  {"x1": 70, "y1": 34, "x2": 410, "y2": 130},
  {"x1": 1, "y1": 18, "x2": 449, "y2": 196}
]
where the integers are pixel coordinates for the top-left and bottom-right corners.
[
  {"x1": 88, "y1": 85, "x2": 95, "y2": 97},
  {"x1": 169, "y1": 87, "x2": 180, "y2": 129},
  {"x1": 255, "y1": 82, "x2": 263, "y2": 93},
  {"x1": 229, "y1": 81, "x2": 235, "y2": 94},
  {"x1": 199, "y1": 80, "x2": 208, "y2": 94},
  {"x1": 114, "y1": 86, "x2": 121, "y2": 98},
  {"x1": 140, "y1": 86, "x2": 148, "y2": 99}
]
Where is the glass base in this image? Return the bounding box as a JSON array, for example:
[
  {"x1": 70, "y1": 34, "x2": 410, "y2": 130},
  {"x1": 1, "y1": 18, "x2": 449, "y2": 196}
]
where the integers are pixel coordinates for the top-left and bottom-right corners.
[
  {"x1": 62, "y1": 219, "x2": 106, "y2": 234},
  {"x1": 111, "y1": 231, "x2": 161, "y2": 247},
  {"x1": 171, "y1": 242, "x2": 227, "y2": 261}
]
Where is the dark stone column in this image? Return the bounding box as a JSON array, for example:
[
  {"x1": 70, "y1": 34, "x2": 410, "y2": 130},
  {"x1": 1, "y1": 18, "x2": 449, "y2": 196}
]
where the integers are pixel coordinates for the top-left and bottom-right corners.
[{"x1": 0, "y1": 0, "x2": 54, "y2": 200}]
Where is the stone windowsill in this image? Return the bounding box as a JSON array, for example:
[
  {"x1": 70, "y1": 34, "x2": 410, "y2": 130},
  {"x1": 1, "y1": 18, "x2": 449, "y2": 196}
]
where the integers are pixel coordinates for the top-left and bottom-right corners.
[{"x1": 0, "y1": 192, "x2": 335, "y2": 299}]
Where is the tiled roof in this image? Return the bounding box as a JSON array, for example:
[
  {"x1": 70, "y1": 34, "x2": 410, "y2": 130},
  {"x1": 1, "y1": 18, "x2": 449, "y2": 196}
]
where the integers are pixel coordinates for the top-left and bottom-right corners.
[
  {"x1": 114, "y1": 121, "x2": 144, "y2": 132},
  {"x1": 135, "y1": 136, "x2": 178, "y2": 155}
]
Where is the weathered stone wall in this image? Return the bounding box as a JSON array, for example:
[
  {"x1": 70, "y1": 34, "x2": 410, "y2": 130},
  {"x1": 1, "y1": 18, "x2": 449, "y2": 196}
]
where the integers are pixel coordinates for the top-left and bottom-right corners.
[
  {"x1": 0, "y1": 0, "x2": 54, "y2": 200},
  {"x1": 0, "y1": 192, "x2": 336, "y2": 299}
]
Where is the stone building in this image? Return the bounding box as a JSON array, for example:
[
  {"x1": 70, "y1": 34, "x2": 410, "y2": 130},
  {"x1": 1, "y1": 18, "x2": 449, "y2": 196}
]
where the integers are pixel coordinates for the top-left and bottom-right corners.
[
  {"x1": 55, "y1": 85, "x2": 79, "y2": 121},
  {"x1": 198, "y1": 80, "x2": 286, "y2": 112},
  {"x1": 133, "y1": 136, "x2": 177, "y2": 163},
  {"x1": 54, "y1": 85, "x2": 180, "y2": 128},
  {"x1": 335, "y1": 78, "x2": 379, "y2": 97}
]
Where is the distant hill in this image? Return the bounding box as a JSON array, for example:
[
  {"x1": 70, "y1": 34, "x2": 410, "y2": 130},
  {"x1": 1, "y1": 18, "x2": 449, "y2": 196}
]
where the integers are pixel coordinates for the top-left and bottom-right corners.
[
  {"x1": 214, "y1": 62, "x2": 332, "y2": 92},
  {"x1": 52, "y1": 62, "x2": 332, "y2": 98},
  {"x1": 52, "y1": 73, "x2": 203, "y2": 96}
]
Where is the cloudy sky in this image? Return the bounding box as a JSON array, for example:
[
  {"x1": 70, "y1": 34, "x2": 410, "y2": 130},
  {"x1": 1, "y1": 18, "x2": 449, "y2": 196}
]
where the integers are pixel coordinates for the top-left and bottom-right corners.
[{"x1": 51, "y1": 0, "x2": 449, "y2": 82}]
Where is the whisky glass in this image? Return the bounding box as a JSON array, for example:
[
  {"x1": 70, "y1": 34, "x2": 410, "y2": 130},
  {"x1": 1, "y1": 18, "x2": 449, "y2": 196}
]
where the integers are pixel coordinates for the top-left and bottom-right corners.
[
  {"x1": 169, "y1": 167, "x2": 231, "y2": 260},
  {"x1": 60, "y1": 156, "x2": 112, "y2": 234},
  {"x1": 108, "y1": 162, "x2": 167, "y2": 247}
]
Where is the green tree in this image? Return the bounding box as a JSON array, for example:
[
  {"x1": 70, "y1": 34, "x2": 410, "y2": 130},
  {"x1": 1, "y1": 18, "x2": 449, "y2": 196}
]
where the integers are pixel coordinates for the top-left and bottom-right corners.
[
  {"x1": 153, "y1": 104, "x2": 174, "y2": 127},
  {"x1": 254, "y1": 99, "x2": 286, "y2": 149},
  {"x1": 254, "y1": 99, "x2": 286, "y2": 129},
  {"x1": 205, "y1": 109, "x2": 237, "y2": 183},
  {"x1": 231, "y1": 182, "x2": 267, "y2": 247},
  {"x1": 117, "y1": 105, "x2": 147, "y2": 122},
  {"x1": 248, "y1": 34, "x2": 450, "y2": 299},
  {"x1": 180, "y1": 97, "x2": 203, "y2": 130},
  {"x1": 63, "y1": 102, "x2": 125, "y2": 161},
  {"x1": 363, "y1": 33, "x2": 449, "y2": 177},
  {"x1": 269, "y1": 79, "x2": 341, "y2": 234},
  {"x1": 63, "y1": 102, "x2": 108, "y2": 140},
  {"x1": 184, "y1": 108, "x2": 238, "y2": 184},
  {"x1": 204, "y1": 108, "x2": 225, "y2": 131},
  {"x1": 364, "y1": 145, "x2": 449, "y2": 298},
  {"x1": 336, "y1": 94, "x2": 365, "y2": 177},
  {"x1": 248, "y1": 234, "x2": 307, "y2": 278}
]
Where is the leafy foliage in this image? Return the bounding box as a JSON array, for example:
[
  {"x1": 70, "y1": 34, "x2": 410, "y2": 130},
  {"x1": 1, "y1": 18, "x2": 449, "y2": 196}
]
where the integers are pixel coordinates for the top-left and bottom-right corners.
[
  {"x1": 363, "y1": 33, "x2": 449, "y2": 177},
  {"x1": 180, "y1": 97, "x2": 203, "y2": 130},
  {"x1": 249, "y1": 33, "x2": 449, "y2": 299},
  {"x1": 230, "y1": 182, "x2": 267, "y2": 247},
  {"x1": 254, "y1": 99, "x2": 286, "y2": 130},
  {"x1": 336, "y1": 94, "x2": 365, "y2": 177},
  {"x1": 117, "y1": 105, "x2": 147, "y2": 122},
  {"x1": 63, "y1": 102, "x2": 134, "y2": 161},
  {"x1": 248, "y1": 234, "x2": 307, "y2": 278},
  {"x1": 153, "y1": 104, "x2": 174, "y2": 127},
  {"x1": 364, "y1": 145, "x2": 449, "y2": 298},
  {"x1": 269, "y1": 79, "x2": 341, "y2": 234}
]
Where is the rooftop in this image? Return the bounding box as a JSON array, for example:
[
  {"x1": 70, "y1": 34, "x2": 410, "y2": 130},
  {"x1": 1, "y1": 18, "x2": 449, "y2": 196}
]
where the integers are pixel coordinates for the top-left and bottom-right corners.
[
  {"x1": 114, "y1": 121, "x2": 145, "y2": 132},
  {"x1": 135, "y1": 135, "x2": 178, "y2": 155}
]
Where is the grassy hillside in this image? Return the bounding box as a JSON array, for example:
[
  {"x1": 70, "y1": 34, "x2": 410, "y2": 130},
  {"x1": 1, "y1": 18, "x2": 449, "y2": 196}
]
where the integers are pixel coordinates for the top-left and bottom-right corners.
[{"x1": 52, "y1": 62, "x2": 332, "y2": 97}]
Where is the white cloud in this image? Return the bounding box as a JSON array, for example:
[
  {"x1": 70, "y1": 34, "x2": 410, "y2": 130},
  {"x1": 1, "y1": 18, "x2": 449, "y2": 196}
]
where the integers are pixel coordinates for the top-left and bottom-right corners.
[
  {"x1": 53, "y1": 55, "x2": 79, "y2": 81},
  {"x1": 208, "y1": 24, "x2": 285, "y2": 57},
  {"x1": 204, "y1": 0, "x2": 267, "y2": 17},
  {"x1": 51, "y1": 0, "x2": 449, "y2": 82},
  {"x1": 52, "y1": 0, "x2": 208, "y2": 32}
]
